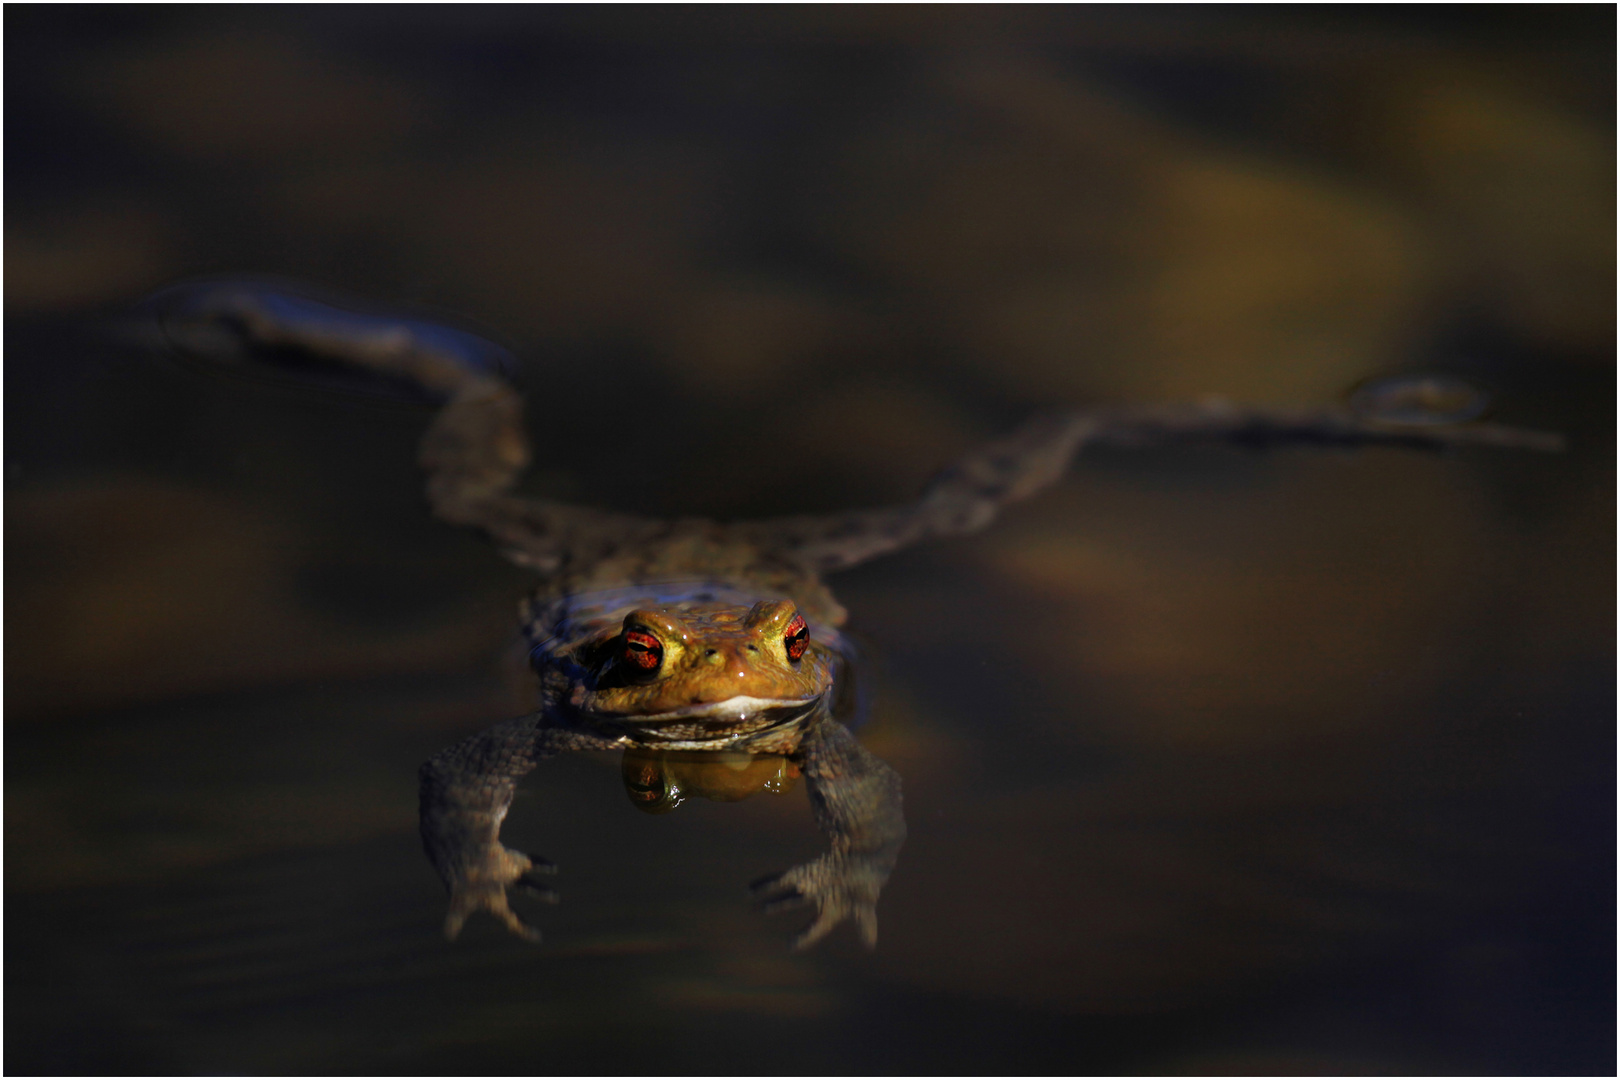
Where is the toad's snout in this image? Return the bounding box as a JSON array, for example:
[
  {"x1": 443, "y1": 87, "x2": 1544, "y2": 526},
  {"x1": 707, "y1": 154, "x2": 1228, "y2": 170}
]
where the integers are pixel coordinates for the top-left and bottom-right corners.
[{"x1": 694, "y1": 643, "x2": 775, "y2": 696}]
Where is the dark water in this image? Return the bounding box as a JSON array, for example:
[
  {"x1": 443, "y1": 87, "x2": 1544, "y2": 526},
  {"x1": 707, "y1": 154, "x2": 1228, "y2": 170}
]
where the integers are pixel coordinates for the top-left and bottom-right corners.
[{"x1": 7, "y1": 8, "x2": 1614, "y2": 1074}]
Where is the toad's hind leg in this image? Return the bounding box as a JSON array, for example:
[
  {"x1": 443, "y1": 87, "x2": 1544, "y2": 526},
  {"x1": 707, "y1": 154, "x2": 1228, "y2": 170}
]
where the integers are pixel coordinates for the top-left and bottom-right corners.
[
  {"x1": 738, "y1": 402, "x2": 1563, "y2": 574},
  {"x1": 145, "y1": 281, "x2": 659, "y2": 573}
]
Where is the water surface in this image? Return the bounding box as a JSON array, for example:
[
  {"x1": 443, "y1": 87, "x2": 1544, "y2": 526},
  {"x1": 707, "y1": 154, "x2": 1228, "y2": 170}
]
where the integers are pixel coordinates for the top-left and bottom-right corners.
[{"x1": 7, "y1": 8, "x2": 1613, "y2": 1074}]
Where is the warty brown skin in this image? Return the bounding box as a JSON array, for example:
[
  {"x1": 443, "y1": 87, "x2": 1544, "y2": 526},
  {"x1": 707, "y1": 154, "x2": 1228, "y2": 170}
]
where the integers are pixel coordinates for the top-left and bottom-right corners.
[{"x1": 155, "y1": 280, "x2": 1561, "y2": 949}]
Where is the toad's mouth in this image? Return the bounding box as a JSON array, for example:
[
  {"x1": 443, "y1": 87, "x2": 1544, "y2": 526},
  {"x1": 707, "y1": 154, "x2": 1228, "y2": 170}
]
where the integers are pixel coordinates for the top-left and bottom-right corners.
[{"x1": 585, "y1": 693, "x2": 825, "y2": 744}]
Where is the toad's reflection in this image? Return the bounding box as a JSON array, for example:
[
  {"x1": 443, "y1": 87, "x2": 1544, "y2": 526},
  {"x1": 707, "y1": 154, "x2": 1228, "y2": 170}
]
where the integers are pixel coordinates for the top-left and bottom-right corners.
[{"x1": 622, "y1": 748, "x2": 801, "y2": 813}]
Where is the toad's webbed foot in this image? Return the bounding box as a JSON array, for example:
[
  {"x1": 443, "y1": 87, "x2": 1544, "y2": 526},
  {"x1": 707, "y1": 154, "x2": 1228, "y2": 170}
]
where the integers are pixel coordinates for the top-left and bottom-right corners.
[
  {"x1": 442, "y1": 845, "x2": 557, "y2": 944},
  {"x1": 751, "y1": 851, "x2": 891, "y2": 950},
  {"x1": 749, "y1": 715, "x2": 905, "y2": 950},
  {"x1": 420, "y1": 717, "x2": 617, "y2": 943}
]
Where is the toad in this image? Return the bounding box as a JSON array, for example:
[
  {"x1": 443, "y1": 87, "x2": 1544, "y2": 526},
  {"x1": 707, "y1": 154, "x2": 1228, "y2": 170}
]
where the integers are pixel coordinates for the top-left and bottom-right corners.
[{"x1": 151, "y1": 281, "x2": 1559, "y2": 949}]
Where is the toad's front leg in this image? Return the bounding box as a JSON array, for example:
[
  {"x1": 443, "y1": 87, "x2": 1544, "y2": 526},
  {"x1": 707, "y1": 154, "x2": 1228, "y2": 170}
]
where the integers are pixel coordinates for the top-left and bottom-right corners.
[
  {"x1": 418, "y1": 716, "x2": 616, "y2": 942},
  {"x1": 751, "y1": 716, "x2": 906, "y2": 950}
]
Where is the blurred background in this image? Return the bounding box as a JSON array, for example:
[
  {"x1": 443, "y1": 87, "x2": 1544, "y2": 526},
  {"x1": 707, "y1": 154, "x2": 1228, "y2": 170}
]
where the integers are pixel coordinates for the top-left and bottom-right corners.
[{"x1": 5, "y1": 6, "x2": 1613, "y2": 1074}]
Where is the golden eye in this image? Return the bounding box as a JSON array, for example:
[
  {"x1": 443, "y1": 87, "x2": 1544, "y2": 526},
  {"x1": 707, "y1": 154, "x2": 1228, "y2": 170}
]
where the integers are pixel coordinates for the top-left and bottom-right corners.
[
  {"x1": 783, "y1": 614, "x2": 808, "y2": 662},
  {"x1": 623, "y1": 629, "x2": 663, "y2": 672}
]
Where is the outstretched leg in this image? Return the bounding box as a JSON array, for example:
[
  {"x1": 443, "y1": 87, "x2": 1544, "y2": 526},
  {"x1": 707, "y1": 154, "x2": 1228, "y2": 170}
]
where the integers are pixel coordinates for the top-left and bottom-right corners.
[
  {"x1": 740, "y1": 400, "x2": 1564, "y2": 573},
  {"x1": 752, "y1": 715, "x2": 906, "y2": 950},
  {"x1": 149, "y1": 282, "x2": 1561, "y2": 580},
  {"x1": 147, "y1": 280, "x2": 659, "y2": 574},
  {"x1": 419, "y1": 716, "x2": 619, "y2": 942}
]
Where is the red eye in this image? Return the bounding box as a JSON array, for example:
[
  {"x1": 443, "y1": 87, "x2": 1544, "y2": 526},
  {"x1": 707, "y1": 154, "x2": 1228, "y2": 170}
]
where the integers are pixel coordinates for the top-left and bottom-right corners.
[
  {"x1": 783, "y1": 614, "x2": 808, "y2": 662},
  {"x1": 623, "y1": 630, "x2": 663, "y2": 671}
]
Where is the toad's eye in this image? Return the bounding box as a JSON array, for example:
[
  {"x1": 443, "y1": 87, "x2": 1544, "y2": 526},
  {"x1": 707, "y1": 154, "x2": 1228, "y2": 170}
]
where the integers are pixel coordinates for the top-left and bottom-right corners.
[
  {"x1": 783, "y1": 614, "x2": 809, "y2": 662},
  {"x1": 623, "y1": 630, "x2": 663, "y2": 671}
]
